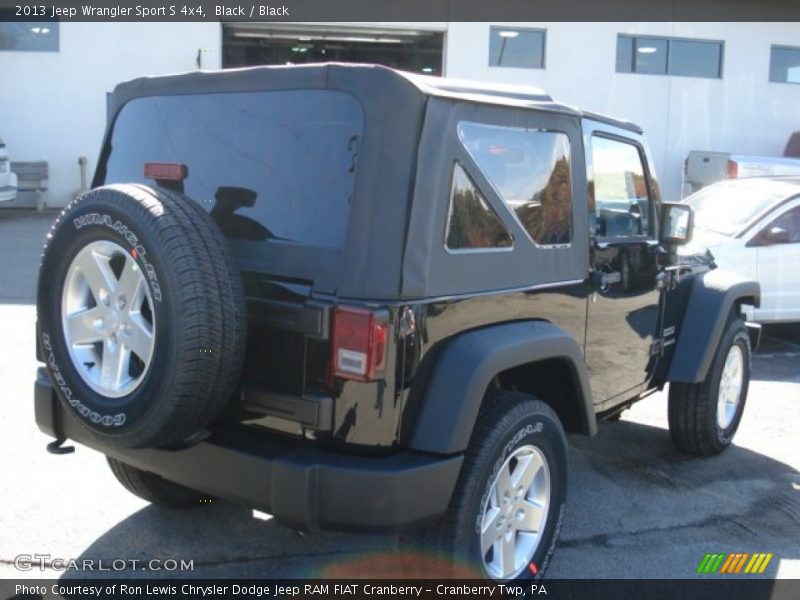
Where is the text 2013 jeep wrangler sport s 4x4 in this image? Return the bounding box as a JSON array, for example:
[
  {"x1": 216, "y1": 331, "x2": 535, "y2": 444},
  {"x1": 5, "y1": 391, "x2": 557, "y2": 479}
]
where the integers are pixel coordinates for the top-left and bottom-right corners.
[{"x1": 34, "y1": 64, "x2": 760, "y2": 581}]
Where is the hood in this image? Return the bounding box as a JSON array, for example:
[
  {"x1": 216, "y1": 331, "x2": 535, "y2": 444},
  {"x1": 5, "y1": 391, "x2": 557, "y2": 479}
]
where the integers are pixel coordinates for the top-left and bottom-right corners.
[{"x1": 679, "y1": 226, "x2": 730, "y2": 256}]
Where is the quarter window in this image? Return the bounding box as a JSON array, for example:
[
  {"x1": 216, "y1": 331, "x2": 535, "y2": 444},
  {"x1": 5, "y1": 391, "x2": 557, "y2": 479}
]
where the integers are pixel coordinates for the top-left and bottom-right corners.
[
  {"x1": 770, "y1": 46, "x2": 800, "y2": 84},
  {"x1": 488, "y1": 27, "x2": 546, "y2": 69},
  {"x1": 616, "y1": 35, "x2": 723, "y2": 79},
  {"x1": 458, "y1": 122, "x2": 573, "y2": 246},
  {"x1": 590, "y1": 136, "x2": 652, "y2": 239},
  {"x1": 445, "y1": 163, "x2": 513, "y2": 251}
]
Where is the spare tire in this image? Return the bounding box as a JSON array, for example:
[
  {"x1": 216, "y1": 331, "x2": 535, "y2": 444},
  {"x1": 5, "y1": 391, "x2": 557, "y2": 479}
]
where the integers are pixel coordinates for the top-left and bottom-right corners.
[{"x1": 37, "y1": 184, "x2": 246, "y2": 449}]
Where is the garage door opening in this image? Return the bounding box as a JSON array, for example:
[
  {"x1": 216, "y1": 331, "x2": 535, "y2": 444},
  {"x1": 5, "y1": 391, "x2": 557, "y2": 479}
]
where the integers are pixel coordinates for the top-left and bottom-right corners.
[{"x1": 223, "y1": 24, "x2": 444, "y2": 75}]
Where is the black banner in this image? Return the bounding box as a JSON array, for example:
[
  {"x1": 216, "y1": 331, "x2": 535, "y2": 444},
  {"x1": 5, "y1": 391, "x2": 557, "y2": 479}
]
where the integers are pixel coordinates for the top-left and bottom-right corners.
[
  {"x1": 2, "y1": 580, "x2": 800, "y2": 600},
  {"x1": 2, "y1": 0, "x2": 800, "y2": 22}
]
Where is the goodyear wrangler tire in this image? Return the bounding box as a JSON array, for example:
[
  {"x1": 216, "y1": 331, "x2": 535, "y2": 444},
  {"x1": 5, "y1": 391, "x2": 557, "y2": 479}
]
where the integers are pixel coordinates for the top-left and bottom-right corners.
[
  {"x1": 37, "y1": 184, "x2": 246, "y2": 449},
  {"x1": 419, "y1": 391, "x2": 568, "y2": 581},
  {"x1": 668, "y1": 317, "x2": 750, "y2": 456}
]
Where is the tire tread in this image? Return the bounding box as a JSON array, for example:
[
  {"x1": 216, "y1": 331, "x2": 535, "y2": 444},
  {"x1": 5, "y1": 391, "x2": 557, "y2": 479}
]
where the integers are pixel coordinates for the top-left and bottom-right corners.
[{"x1": 668, "y1": 317, "x2": 750, "y2": 456}]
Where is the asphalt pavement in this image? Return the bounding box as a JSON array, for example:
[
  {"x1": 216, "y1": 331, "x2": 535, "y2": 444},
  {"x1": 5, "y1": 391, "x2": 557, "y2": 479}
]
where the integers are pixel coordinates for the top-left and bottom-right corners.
[{"x1": 0, "y1": 209, "x2": 797, "y2": 580}]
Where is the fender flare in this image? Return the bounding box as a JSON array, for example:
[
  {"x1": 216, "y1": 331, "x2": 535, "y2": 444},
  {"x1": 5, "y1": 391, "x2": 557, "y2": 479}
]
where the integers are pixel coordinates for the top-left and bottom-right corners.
[
  {"x1": 668, "y1": 268, "x2": 760, "y2": 383},
  {"x1": 408, "y1": 320, "x2": 596, "y2": 455}
]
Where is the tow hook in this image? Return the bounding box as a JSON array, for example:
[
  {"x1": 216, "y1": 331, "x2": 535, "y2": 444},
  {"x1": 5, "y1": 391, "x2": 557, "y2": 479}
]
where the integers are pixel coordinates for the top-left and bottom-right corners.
[{"x1": 46, "y1": 438, "x2": 75, "y2": 455}]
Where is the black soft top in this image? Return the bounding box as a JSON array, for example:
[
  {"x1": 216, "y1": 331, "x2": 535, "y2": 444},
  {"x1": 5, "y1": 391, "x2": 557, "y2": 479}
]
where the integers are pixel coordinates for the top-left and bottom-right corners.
[
  {"x1": 106, "y1": 62, "x2": 638, "y2": 132},
  {"x1": 96, "y1": 64, "x2": 636, "y2": 299}
]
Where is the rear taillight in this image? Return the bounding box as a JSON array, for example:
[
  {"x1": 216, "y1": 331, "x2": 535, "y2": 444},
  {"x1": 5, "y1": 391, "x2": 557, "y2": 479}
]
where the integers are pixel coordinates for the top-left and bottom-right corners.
[
  {"x1": 726, "y1": 160, "x2": 739, "y2": 179},
  {"x1": 144, "y1": 162, "x2": 188, "y2": 181},
  {"x1": 330, "y1": 307, "x2": 388, "y2": 382}
]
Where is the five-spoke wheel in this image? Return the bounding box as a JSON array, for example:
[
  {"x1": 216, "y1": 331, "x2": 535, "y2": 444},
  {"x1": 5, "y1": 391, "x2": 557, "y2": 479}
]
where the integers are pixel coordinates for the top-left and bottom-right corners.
[
  {"x1": 61, "y1": 240, "x2": 155, "y2": 397},
  {"x1": 480, "y1": 445, "x2": 551, "y2": 580}
]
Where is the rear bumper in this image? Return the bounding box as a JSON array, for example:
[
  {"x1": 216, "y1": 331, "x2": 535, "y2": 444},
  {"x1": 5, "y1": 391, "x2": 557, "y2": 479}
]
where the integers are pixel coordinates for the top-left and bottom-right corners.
[{"x1": 34, "y1": 367, "x2": 462, "y2": 533}]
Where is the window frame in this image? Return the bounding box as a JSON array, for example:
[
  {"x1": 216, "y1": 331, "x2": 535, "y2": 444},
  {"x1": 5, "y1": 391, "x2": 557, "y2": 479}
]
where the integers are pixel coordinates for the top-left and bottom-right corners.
[
  {"x1": 615, "y1": 34, "x2": 724, "y2": 79},
  {"x1": 488, "y1": 26, "x2": 547, "y2": 70},
  {"x1": 769, "y1": 44, "x2": 800, "y2": 85},
  {"x1": 588, "y1": 131, "x2": 658, "y2": 244}
]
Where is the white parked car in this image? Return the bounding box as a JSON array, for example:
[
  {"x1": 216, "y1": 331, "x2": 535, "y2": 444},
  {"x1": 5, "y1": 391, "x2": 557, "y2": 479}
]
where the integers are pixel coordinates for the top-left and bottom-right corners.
[
  {"x1": 0, "y1": 137, "x2": 18, "y2": 203},
  {"x1": 680, "y1": 177, "x2": 800, "y2": 323}
]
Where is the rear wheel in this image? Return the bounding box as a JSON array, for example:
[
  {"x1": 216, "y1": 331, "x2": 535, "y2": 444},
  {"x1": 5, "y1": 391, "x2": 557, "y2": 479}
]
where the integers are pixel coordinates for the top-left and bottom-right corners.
[
  {"x1": 107, "y1": 457, "x2": 211, "y2": 508},
  {"x1": 419, "y1": 391, "x2": 568, "y2": 580},
  {"x1": 668, "y1": 317, "x2": 751, "y2": 456}
]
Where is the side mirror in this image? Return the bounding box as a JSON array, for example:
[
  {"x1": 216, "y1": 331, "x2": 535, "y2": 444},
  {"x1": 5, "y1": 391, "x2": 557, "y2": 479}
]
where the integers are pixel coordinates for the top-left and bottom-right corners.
[
  {"x1": 661, "y1": 203, "x2": 694, "y2": 247},
  {"x1": 763, "y1": 226, "x2": 791, "y2": 245}
]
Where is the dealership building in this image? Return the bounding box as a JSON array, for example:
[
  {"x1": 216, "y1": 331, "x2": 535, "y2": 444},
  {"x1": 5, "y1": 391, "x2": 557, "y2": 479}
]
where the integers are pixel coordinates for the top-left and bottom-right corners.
[{"x1": 1, "y1": 20, "x2": 799, "y2": 206}]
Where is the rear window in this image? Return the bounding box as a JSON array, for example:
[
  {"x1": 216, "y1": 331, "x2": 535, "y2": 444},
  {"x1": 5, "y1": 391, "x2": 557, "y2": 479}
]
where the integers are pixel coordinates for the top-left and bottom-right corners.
[{"x1": 104, "y1": 90, "x2": 363, "y2": 248}]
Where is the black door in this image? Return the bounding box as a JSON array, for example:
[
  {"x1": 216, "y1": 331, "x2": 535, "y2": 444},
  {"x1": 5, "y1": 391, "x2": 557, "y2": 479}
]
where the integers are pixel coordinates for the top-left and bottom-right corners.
[{"x1": 583, "y1": 125, "x2": 663, "y2": 408}]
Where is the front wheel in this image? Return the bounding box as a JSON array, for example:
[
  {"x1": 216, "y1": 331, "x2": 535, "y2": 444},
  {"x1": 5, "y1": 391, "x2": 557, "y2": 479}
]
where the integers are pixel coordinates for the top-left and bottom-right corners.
[
  {"x1": 420, "y1": 391, "x2": 568, "y2": 581},
  {"x1": 668, "y1": 317, "x2": 751, "y2": 456}
]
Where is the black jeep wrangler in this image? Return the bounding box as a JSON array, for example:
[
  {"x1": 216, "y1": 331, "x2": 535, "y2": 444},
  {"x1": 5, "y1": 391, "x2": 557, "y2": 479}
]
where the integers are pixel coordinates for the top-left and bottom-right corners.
[{"x1": 34, "y1": 64, "x2": 760, "y2": 581}]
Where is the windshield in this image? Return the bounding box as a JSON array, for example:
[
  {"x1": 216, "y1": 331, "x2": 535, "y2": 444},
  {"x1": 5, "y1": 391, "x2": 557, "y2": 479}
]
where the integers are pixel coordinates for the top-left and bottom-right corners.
[{"x1": 684, "y1": 181, "x2": 788, "y2": 236}]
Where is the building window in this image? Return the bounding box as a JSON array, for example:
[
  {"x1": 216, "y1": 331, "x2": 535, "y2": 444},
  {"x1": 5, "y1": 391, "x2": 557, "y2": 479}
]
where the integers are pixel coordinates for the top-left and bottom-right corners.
[
  {"x1": 617, "y1": 36, "x2": 667, "y2": 75},
  {"x1": 0, "y1": 21, "x2": 59, "y2": 52},
  {"x1": 616, "y1": 35, "x2": 722, "y2": 79},
  {"x1": 458, "y1": 122, "x2": 573, "y2": 246},
  {"x1": 489, "y1": 27, "x2": 545, "y2": 69},
  {"x1": 770, "y1": 45, "x2": 800, "y2": 84},
  {"x1": 445, "y1": 163, "x2": 513, "y2": 251}
]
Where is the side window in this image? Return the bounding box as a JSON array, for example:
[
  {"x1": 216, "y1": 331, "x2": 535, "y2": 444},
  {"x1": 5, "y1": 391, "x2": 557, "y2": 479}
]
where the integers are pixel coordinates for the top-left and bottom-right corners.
[
  {"x1": 590, "y1": 136, "x2": 652, "y2": 239},
  {"x1": 761, "y1": 205, "x2": 800, "y2": 244},
  {"x1": 458, "y1": 122, "x2": 573, "y2": 246},
  {"x1": 445, "y1": 163, "x2": 513, "y2": 251}
]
